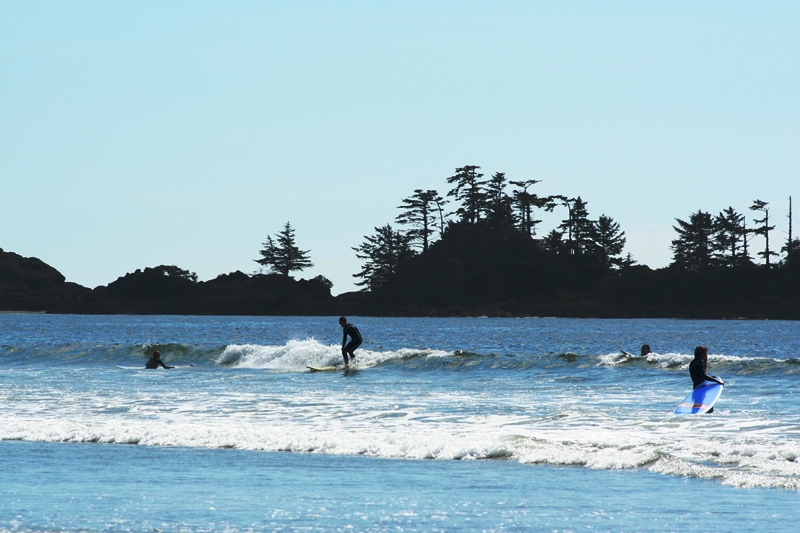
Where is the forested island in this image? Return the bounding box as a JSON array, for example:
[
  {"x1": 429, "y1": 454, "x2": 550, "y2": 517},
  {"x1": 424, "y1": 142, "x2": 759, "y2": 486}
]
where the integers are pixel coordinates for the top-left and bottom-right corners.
[{"x1": 3, "y1": 165, "x2": 799, "y2": 318}]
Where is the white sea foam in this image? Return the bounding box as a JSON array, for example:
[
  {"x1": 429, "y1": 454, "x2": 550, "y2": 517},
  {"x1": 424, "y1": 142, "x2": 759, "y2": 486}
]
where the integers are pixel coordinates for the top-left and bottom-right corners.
[
  {"x1": 3, "y1": 389, "x2": 799, "y2": 490},
  {"x1": 216, "y1": 339, "x2": 450, "y2": 371}
]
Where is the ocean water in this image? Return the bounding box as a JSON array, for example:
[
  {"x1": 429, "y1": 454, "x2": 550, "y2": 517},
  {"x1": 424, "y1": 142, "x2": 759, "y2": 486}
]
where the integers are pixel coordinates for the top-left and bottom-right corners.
[{"x1": 1, "y1": 314, "x2": 799, "y2": 532}]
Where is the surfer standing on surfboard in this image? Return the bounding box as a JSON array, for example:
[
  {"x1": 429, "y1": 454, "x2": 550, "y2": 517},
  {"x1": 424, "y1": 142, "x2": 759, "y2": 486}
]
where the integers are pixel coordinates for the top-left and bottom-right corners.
[{"x1": 339, "y1": 317, "x2": 362, "y2": 367}]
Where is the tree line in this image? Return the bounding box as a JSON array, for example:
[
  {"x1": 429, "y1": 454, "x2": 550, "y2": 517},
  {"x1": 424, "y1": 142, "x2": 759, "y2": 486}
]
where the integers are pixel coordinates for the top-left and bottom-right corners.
[
  {"x1": 4, "y1": 164, "x2": 796, "y2": 317},
  {"x1": 671, "y1": 199, "x2": 799, "y2": 271},
  {"x1": 256, "y1": 164, "x2": 798, "y2": 294}
]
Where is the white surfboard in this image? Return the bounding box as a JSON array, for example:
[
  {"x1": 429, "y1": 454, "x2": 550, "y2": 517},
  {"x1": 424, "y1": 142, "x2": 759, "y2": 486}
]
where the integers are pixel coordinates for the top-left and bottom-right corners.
[{"x1": 306, "y1": 365, "x2": 341, "y2": 372}]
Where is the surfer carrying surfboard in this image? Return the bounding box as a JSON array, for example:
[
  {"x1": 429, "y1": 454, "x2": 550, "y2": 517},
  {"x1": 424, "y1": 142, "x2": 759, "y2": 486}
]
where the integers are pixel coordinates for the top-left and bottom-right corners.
[
  {"x1": 689, "y1": 346, "x2": 723, "y2": 389},
  {"x1": 689, "y1": 345, "x2": 723, "y2": 412},
  {"x1": 674, "y1": 346, "x2": 725, "y2": 415},
  {"x1": 339, "y1": 316, "x2": 362, "y2": 367}
]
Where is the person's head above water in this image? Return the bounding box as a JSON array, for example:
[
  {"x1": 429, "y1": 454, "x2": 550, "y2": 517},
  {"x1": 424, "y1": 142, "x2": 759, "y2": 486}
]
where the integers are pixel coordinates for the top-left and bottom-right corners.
[{"x1": 339, "y1": 316, "x2": 347, "y2": 327}]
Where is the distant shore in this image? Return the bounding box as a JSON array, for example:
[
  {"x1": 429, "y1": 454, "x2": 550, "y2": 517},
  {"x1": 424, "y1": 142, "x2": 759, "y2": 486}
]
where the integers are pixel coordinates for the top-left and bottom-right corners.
[{"x1": 2, "y1": 248, "x2": 798, "y2": 320}]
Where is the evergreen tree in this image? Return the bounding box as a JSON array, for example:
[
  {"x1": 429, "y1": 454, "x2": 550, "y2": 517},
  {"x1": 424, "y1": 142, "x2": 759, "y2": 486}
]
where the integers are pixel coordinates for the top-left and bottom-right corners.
[
  {"x1": 592, "y1": 214, "x2": 626, "y2": 268},
  {"x1": 395, "y1": 189, "x2": 446, "y2": 253},
  {"x1": 558, "y1": 196, "x2": 594, "y2": 256},
  {"x1": 159, "y1": 265, "x2": 199, "y2": 282},
  {"x1": 713, "y1": 207, "x2": 750, "y2": 266},
  {"x1": 671, "y1": 210, "x2": 715, "y2": 271},
  {"x1": 509, "y1": 179, "x2": 542, "y2": 236},
  {"x1": 784, "y1": 238, "x2": 800, "y2": 268},
  {"x1": 255, "y1": 222, "x2": 314, "y2": 276},
  {"x1": 750, "y1": 199, "x2": 778, "y2": 266},
  {"x1": 446, "y1": 165, "x2": 488, "y2": 224},
  {"x1": 620, "y1": 252, "x2": 637, "y2": 269},
  {"x1": 542, "y1": 229, "x2": 566, "y2": 255},
  {"x1": 781, "y1": 196, "x2": 796, "y2": 265},
  {"x1": 485, "y1": 172, "x2": 514, "y2": 230},
  {"x1": 553, "y1": 196, "x2": 573, "y2": 243},
  {"x1": 353, "y1": 224, "x2": 414, "y2": 291}
]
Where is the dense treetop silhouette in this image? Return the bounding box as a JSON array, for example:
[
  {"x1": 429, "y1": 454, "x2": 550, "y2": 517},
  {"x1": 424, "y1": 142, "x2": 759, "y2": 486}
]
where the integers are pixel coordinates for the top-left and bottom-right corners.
[{"x1": 2, "y1": 165, "x2": 798, "y2": 318}]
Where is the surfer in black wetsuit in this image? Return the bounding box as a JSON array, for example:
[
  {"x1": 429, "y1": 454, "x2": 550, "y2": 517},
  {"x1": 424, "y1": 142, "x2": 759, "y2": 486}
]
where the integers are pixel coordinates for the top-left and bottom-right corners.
[
  {"x1": 145, "y1": 350, "x2": 173, "y2": 369},
  {"x1": 689, "y1": 346, "x2": 723, "y2": 388},
  {"x1": 339, "y1": 316, "x2": 362, "y2": 366},
  {"x1": 689, "y1": 345, "x2": 723, "y2": 412}
]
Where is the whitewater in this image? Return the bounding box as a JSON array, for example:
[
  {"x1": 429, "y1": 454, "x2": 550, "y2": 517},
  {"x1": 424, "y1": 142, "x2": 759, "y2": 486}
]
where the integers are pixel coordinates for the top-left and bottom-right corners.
[{"x1": 1, "y1": 314, "x2": 799, "y2": 531}]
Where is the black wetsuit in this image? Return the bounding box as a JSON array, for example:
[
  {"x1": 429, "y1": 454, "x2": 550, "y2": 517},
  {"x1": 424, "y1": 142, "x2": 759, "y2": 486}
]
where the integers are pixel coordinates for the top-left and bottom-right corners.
[
  {"x1": 342, "y1": 324, "x2": 362, "y2": 354},
  {"x1": 689, "y1": 357, "x2": 719, "y2": 389},
  {"x1": 145, "y1": 358, "x2": 170, "y2": 369}
]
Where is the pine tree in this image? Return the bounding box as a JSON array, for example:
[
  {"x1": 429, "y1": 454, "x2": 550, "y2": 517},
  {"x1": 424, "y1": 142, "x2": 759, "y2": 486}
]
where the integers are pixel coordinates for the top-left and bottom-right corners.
[
  {"x1": 781, "y1": 196, "x2": 797, "y2": 266},
  {"x1": 558, "y1": 197, "x2": 594, "y2": 256},
  {"x1": 352, "y1": 224, "x2": 414, "y2": 290},
  {"x1": 671, "y1": 210, "x2": 715, "y2": 271},
  {"x1": 485, "y1": 172, "x2": 514, "y2": 230},
  {"x1": 713, "y1": 207, "x2": 750, "y2": 267},
  {"x1": 255, "y1": 222, "x2": 314, "y2": 276},
  {"x1": 542, "y1": 229, "x2": 566, "y2": 255},
  {"x1": 750, "y1": 199, "x2": 778, "y2": 266},
  {"x1": 395, "y1": 189, "x2": 446, "y2": 253},
  {"x1": 509, "y1": 179, "x2": 552, "y2": 237},
  {"x1": 446, "y1": 165, "x2": 488, "y2": 224},
  {"x1": 592, "y1": 214, "x2": 626, "y2": 268}
]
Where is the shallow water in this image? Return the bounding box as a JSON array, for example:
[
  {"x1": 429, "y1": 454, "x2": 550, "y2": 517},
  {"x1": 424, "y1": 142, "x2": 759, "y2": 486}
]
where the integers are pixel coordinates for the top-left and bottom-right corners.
[{"x1": 3, "y1": 440, "x2": 799, "y2": 532}]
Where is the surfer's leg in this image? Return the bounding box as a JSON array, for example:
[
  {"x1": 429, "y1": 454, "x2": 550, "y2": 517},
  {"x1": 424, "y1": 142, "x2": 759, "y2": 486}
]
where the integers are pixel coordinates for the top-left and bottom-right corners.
[{"x1": 345, "y1": 340, "x2": 360, "y2": 361}]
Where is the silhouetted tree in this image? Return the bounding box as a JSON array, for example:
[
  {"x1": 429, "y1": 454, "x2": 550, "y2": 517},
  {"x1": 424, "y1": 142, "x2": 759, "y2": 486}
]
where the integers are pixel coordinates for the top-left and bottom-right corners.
[
  {"x1": 750, "y1": 199, "x2": 778, "y2": 267},
  {"x1": 395, "y1": 189, "x2": 446, "y2": 253},
  {"x1": 311, "y1": 274, "x2": 334, "y2": 291},
  {"x1": 353, "y1": 224, "x2": 414, "y2": 291},
  {"x1": 558, "y1": 196, "x2": 594, "y2": 256},
  {"x1": 552, "y1": 196, "x2": 575, "y2": 245},
  {"x1": 671, "y1": 210, "x2": 715, "y2": 272},
  {"x1": 784, "y1": 238, "x2": 800, "y2": 268},
  {"x1": 781, "y1": 196, "x2": 796, "y2": 265},
  {"x1": 446, "y1": 165, "x2": 488, "y2": 224},
  {"x1": 713, "y1": 207, "x2": 750, "y2": 267},
  {"x1": 620, "y1": 252, "x2": 637, "y2": 269},
  {"x1": 542, "y1": 229, "x2": 566, "y2": 256},
  {"x1": 592, "y1": 214, "x2": 626, "y2": 268},
  {"x1": 255, "y1": 222, "x2": 314, "y2": 276},
  {"x1": 154, "y1": 265, "x2": 198, "y2": 282},
  {"x1": 509, "y1": 178, "x2": 543, "y2": 236},
  {"x1": 485, "y1": 172, "x2": 514, "y2": 230},
  {"x1": 135, "y1": 265, "x2": 197, "y2": 283}
]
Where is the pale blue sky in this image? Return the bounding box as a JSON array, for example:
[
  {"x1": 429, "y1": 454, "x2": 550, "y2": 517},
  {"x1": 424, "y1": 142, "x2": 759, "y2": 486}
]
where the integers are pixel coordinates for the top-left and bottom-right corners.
[{"x1": 2, "y1": 1, "x2": 798, "y2": 294}]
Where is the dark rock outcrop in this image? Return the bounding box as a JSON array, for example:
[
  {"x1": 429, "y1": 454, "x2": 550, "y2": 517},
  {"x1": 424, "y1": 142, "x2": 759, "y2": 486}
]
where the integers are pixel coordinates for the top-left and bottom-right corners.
[{"x1": 0, "y1": 248, "x2": 93, "y2": 312}]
